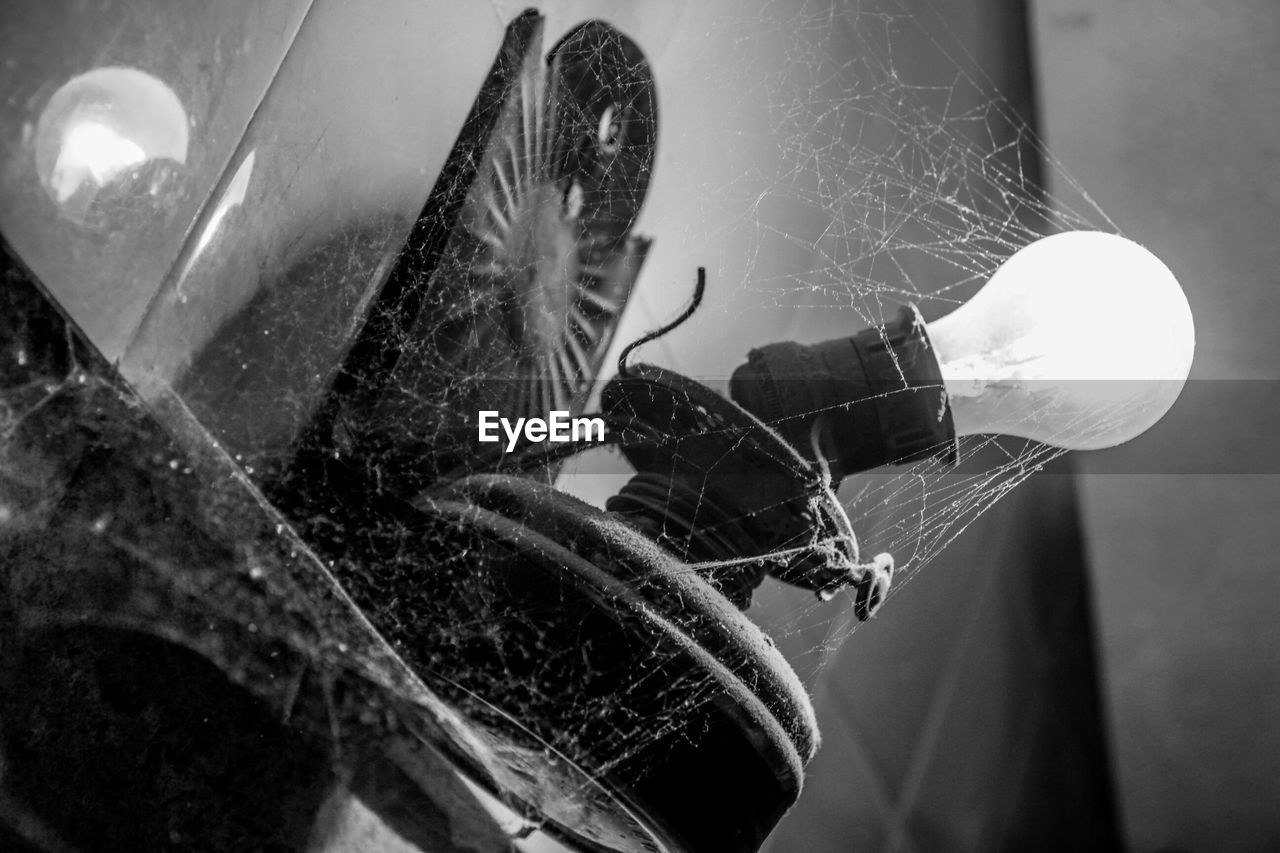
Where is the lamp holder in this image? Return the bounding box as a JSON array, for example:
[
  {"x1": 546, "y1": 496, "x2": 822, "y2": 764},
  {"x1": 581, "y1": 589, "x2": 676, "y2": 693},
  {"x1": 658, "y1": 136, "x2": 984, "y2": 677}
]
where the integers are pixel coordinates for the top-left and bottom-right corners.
[{"x1": 730, "y1": 304, "x2": 957, "y2": 482}]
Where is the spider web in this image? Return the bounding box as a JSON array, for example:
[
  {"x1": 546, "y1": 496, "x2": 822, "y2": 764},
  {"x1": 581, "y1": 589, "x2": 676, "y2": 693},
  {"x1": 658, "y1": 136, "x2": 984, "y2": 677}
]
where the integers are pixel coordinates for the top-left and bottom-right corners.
[
  {"x1": 416, "y1": 3, "x2": 1128, "y2": 845},
  {"x1": 556, "y1": 0, "x2": 1122, "y2": 667},
  {"x1": 0, "y1": 2, "x2": 1141, "y2": 852}
]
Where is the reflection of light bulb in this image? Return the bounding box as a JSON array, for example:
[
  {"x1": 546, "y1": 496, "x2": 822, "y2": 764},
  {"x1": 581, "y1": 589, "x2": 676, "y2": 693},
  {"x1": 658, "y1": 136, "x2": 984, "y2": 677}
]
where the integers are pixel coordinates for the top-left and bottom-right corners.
[
  {"x1": 34, "y1": 66, "x2": 189, "y2": 225},
  {"x1": 50, "y1": 123, "x2": 147, "y2": 203},
  {"x1": 926, "y1": 231, "x2": 1195, "y2": 450}
]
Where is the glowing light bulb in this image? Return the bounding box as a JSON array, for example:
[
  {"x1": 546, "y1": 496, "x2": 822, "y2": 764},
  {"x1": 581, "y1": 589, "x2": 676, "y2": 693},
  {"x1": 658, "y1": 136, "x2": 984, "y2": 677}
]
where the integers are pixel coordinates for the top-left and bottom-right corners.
[
  {"x1": 731, "y1": 230, "x2": 1196, "y2": 477},
  {"x1": 926, "y1": 231, "x2": 1195, "y2": 450}
]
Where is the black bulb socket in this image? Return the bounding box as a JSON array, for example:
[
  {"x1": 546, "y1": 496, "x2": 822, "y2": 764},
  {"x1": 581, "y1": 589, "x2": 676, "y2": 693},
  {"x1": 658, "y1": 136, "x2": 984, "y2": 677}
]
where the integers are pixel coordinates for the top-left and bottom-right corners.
[{"x1": 730, "y1": 304, "x2": 958, "y2": 482}]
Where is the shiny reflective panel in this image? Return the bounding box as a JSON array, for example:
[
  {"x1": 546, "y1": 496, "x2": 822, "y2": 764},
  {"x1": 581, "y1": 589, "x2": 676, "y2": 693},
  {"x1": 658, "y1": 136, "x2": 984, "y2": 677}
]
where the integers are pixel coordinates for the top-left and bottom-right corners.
[
  {"x1": 182, "y1": 150, "x2": 255, "y2": 281},
  {"x1": 0, "y1": 0, "x2": 311, "y2": 360}
]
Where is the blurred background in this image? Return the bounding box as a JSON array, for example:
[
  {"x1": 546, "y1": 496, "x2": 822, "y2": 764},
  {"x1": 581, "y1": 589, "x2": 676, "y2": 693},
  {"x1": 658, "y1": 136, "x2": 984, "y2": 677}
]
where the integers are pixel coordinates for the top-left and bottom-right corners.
[{"x1": 2, "y1": 1, "x2": 1277, "y2": 851}]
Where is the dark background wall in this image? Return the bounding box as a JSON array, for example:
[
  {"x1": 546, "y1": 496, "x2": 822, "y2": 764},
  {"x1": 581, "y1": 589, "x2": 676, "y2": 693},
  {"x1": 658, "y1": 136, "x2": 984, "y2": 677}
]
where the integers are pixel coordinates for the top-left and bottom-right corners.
[{"x1": 1030, "y1": 2, "x2": 1280, "y2": 850}]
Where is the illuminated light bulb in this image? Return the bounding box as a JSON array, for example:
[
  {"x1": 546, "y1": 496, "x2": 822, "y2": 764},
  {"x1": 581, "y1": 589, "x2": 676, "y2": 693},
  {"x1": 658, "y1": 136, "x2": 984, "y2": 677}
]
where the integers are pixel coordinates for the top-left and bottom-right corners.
[
  {"x1": 927, "y1": 231, "x2": 1195, "y2": 450},
  {"x1": 730, "y1": 231, "x2": 1195, "y2": 478}
]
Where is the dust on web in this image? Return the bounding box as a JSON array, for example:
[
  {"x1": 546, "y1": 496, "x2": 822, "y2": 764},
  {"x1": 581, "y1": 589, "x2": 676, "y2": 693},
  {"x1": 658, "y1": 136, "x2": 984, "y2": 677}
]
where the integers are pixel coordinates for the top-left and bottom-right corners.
[{"x1": 612, "y1": 1, "x2": 1120, "y2": 665}]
